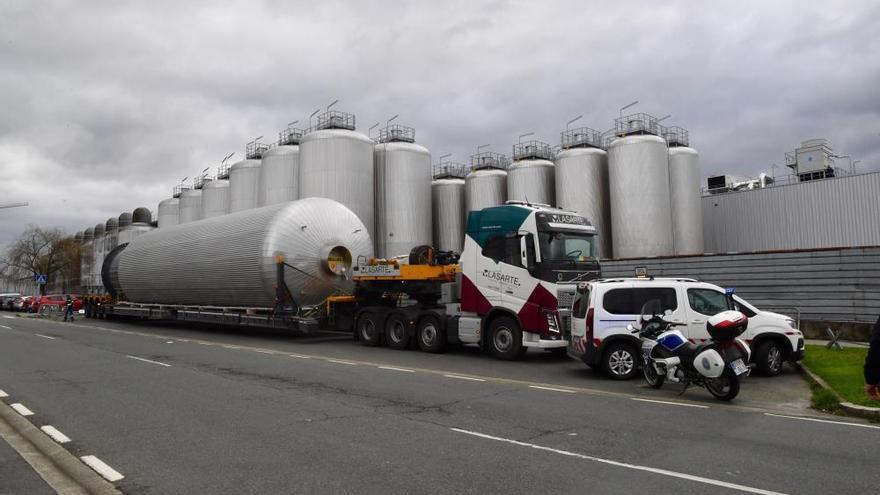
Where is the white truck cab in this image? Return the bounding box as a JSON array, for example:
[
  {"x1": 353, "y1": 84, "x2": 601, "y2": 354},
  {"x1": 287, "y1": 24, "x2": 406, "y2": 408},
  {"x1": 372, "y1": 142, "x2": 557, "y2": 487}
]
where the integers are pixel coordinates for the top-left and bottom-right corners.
[{"x1": 567, "y1": 277, "x2": 804, "y2": 379}]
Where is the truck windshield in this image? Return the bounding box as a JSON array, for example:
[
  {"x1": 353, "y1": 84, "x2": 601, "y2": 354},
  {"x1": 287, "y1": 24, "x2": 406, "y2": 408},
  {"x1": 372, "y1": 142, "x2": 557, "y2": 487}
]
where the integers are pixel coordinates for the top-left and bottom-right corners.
[{"x1": 538, "y1": 231, "x2": 597, "y2": 262}]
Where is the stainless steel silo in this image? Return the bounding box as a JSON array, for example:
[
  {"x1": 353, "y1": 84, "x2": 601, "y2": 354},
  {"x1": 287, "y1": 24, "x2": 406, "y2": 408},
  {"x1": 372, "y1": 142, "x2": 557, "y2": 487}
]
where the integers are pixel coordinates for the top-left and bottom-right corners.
[
  {"x1": 668, "y1": 145, "x2": 704, "y2": 255},
  {"x1": 258, "y1": 140, "x2": 300, "y2": 207},
  {"x1": 114, "y1": 198, "x2": 373, "y2": 307},
  {"x1": 299, "y1": 111, "x2": 375, "y2": 243},
  {"x1": 374, "y1": 125, "x2": 432, "y2": 258},
  {"x1": 81, "y1": 228, "x2": 94, "y2": 290},
  {"x1": 91, "y1": 223, "x2": 106, "y2": 292},
  {"x1": 431, "y1": 162, "x2": 468, "y2": 253},
  {"x1": 507, "y1": 140, "x2": 555, "y2": 206},
  {"x1": 157, "y1": 197, "x2": 179, "y2": 228},
  {"x1": 607, "y1": 133, "x2": 673, "y2": 258},
  {"x1": 178, "y1": 188, "x2": 203, "y2": 224},
  {"x1": 465, "y1": 151, "x2": 508, "y2": 214},
  {"x1": 74, "y1": 231, "x2": 84, "y2": 244},
  {"x1": 118, "y1": 212, "x2": 133, "y2": 230},
  {"x1": 555, "y1": 127, "x2": 612, "y2": 258},
  {"x1": 229, "y1": 159, "x2": 262, "y2": 213},
  {"x1": 118, "y1": 207, "x2": 155, "y2": 245},
  {"x1": 103, "y1": 218, "x2": 119, "y2": 291},
  {"x1": 202, "y1": 179, "x2": 231, "y2": 219},
  {"x1": 132, "y1": 207, "x2": 151, "y2": 224}
]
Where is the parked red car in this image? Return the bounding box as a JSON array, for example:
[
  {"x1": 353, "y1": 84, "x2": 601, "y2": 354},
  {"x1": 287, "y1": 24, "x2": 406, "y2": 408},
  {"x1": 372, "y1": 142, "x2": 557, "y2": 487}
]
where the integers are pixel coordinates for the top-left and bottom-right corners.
[
  {"x1": 14, "y1": 296, "x2": 35, "y2": 312},
  {"x1": 31, "y1": 294, "x2": 83, "y2": 314}
]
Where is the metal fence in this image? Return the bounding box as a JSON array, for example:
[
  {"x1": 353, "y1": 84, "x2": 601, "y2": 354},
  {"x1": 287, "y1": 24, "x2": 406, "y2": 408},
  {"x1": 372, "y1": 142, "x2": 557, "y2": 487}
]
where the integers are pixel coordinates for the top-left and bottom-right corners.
[{"x1": 601, "y1": 247, "x2": 880, "y2": 323}]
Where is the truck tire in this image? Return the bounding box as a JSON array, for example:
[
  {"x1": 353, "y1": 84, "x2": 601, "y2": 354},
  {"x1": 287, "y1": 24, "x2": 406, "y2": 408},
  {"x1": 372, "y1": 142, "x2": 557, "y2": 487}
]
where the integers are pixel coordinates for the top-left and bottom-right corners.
[
  {"x1": 357, "y1": 312, "x2": 381, "y2": 347},
  {"x1": 488, "y1": 316, "x2": 526, "y2": 361},
  {"x1": 416, "y1": 314, "x2": 446, "y2": 353},
  {"x1": 754, "y1": 340, "x2": 785, "y2": 376},
  {"x1": 384, "y1": 313, "x2": 411, "y2": 350},
  {"x1": 602, "y1": 342, "x2": 639, "y2": 380}
]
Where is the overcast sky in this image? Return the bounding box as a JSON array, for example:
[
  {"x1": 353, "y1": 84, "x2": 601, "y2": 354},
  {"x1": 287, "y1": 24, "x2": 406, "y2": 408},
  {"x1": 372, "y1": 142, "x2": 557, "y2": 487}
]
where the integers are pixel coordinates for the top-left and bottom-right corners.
[{"x1": 1, "y1": 0, "x2": 878, "y2": 246}]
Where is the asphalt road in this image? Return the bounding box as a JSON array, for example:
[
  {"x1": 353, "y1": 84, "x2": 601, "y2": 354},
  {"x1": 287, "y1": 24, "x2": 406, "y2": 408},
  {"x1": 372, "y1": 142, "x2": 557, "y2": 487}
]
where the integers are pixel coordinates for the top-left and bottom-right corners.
[{"x1": 0, "y1": 314, "x2": 876, "y2": 494}]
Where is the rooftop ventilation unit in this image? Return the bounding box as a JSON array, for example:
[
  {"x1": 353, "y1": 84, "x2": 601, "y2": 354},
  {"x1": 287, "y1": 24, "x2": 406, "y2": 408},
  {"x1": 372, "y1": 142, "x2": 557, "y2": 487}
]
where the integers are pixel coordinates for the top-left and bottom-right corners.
[
  {"x1": 561, "y1": 127, "x2": 602, "y2": 150},
  {"x1": 470, "y1": 151, "x2": 510, "y2": 171},
  {"x1": 432, "y1": 162, "x2": 468, "y2": 179},
  {"x1": 378, "y1": 124, "x2": 415, "y2": 143},
  {"x1": 663, "y1": 126, "x2": 690, "y2": 147},
  {"x1": 512, "y1": 140, "x2": 553, "y2": 161}
]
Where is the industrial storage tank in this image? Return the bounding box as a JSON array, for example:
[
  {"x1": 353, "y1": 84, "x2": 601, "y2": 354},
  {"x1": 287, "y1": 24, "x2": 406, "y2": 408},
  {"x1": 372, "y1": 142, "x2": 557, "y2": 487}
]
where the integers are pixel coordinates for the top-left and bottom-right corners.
[
  {"x1": 465, "y1": 151, "x2": 509, "y2": 213},
  {"x1": 507, "y1": 140, "x2": 555, "y2": 206},
  {"x1": 178, "y1": 186, "x2": 202, "y2": 224},
  {"x1": 103, "y1": 217, "x2": 119, "y2": 285},
  {"x1": 607, "y1": 116, "x2": 673, "y2": 258},
  {"x1": 157, "y1": 197, "x2": 179, "y2": 228},
  {"x1": 555, "y1": 127, "x2": 612, "y2": 258},
  {"x1": 229, "y1": 154, "x2": 263, "y2": 213},
  {"x1": 374, "y1": 124, "x2": 432, "y2": 258},
  {"x1": 111, "y1": 198, "x2": 373, "y2": 308},
  {"x1": 80, "y1": 228, "x2": 94, "y2": 290},
  {"x1": 665, "y1": 127, "x2": 704, "y2": 255},
  {"x1": 299, "y1": 110, "x2": 375, "y2": 242},
  {"x1": 117, "y1": 208, "x2": 155, "y2": 245},
  {"x1": 258, "y1": 126, "x2": 302, "y2": 207},
  {"x1": 201, "y1": 178, "x2": 230, "y2": 219},
  {"x1": 91, "y1": 223, "x2": 106, "y2": 291},
  {"x1": 431, "y1": 163, "x2": 467, "y2": 253}
]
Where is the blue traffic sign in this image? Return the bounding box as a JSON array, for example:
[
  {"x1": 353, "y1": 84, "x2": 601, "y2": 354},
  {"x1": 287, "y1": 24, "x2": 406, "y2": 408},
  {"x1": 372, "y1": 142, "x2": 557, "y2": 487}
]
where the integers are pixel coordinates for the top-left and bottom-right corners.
[{"x1": 35, "y1": 274, "x2": 47, "y2": 284}]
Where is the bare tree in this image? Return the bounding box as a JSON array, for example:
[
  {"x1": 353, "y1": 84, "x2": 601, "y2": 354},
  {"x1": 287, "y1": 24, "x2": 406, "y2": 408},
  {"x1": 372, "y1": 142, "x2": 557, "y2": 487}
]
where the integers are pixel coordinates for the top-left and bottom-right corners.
[{"x1": 2, "y1": 226, "x2": 81, "y2": 295}]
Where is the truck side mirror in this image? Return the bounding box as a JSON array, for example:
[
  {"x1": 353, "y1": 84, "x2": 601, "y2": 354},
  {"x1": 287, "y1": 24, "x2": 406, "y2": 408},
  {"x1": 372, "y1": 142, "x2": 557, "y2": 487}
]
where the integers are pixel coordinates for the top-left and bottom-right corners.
[{"x1": 521, "y1": 233, "x2": 537, "y2": 271}]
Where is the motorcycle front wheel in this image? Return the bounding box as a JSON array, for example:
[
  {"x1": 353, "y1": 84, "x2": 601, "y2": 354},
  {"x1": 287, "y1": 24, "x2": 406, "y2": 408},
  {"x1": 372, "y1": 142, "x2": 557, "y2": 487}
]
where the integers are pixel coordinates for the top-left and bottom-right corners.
[
  {"x1": 643, "y1": 361, "x2": 665, "y2": 389},
  {"x1": 706, "y1": 369, "x2": 740, "y2": 401}
]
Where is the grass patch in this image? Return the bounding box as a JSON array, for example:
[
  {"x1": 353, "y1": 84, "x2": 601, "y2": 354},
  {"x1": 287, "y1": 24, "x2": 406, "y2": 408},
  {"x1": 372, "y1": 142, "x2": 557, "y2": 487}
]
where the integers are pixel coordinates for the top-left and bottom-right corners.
[{"x1": 803, "y1": 344, "x2": 879, "y2": 407}]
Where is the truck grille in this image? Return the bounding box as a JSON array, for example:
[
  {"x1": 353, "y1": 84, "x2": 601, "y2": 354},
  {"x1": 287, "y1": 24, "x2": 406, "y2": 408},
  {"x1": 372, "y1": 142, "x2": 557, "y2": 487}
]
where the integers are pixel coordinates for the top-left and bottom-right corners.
[{"x1": 557, "y1": 289, "x2": 575, "y2": 309}]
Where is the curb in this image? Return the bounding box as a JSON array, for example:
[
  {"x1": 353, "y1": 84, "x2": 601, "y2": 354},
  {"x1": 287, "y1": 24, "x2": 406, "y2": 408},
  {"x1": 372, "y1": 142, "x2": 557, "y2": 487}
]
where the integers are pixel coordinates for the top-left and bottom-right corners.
[
  {"x1": 0, "y1": 400, "x2": 121, "y2": 494},
  {"x1": 794, "y1": 362, "x2": 880, "y2": 420}
]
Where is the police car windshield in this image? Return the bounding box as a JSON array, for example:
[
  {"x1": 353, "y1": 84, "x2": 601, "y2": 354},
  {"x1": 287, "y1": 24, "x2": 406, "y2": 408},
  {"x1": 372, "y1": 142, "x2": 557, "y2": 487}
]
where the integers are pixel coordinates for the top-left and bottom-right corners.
[{"x1": 538, "y1": 231, "x2": 596, "y2": 261}]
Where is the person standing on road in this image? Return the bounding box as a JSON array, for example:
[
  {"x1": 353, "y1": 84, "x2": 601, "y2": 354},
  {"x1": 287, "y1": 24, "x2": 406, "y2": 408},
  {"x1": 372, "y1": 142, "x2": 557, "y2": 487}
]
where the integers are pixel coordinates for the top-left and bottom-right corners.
[
  {"x1": 864, "y1": 314, "x2": 880, "y2": 399},
  {"x1": 63, "y1": 295, "x2": 75, "y2": 322}
]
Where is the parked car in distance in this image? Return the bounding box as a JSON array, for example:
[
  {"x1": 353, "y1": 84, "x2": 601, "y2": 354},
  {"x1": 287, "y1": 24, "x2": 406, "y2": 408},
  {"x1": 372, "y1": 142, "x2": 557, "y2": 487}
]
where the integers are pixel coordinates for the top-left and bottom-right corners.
[
  {"x1": 567, "y1": 277, "x2": 804, "y2": 379},
  {"x1": 13, "y1": 296, "x2": 35, "y2": 312},
  {"x1": 31, "y1": 294, "x2": 83, "y2": 314},
  {"x1": 0, "y1": 293, "x2": 21, "y2": 310}
]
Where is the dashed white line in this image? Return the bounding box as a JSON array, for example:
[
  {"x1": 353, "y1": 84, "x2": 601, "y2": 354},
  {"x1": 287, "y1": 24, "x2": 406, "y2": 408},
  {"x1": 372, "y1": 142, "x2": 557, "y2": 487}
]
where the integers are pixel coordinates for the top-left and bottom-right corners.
[
  {"x1": 35, "y1": 334, "x2": 56, "y2": 340},
  {"x1": 0, "y1": 324, "x2": 12, "y2": 330},
  {"x1": 443, "y1": 374, "x2": 486, "y2": 382},
  {"x1": 327, "y1": 359, "x2": 358, "y2": 366},
  {"x1": 529, "y1": 385, "x2": 576, "y2": 394},
  {"x1": 2, "y1": 315, "x2": 15, "y2": 319},
  {"x1": 764, "y1": 413, "x2": 880, "y2": 430},
  {"x1": 378, "y1": 366, "x2": 415, "y2": 373},
  {"x1": 80, "y1": 455, "x2": 124, "y2": 482},
  {"x1": 126, "y1": 355, "x2": 171, "y2": 367},
  {"x1": 451, "y1": 428, "x2": 788, "y2": 495},
  {"x1": 40, "y1": 425, "x2": 71, "y2": 444},
  {"x1": 255, "y1": 349, "x2": 276, "y2": 355},
  {"x1": 631, "y1": 398, "x2": 709, "y2": 409},
  {"x1": 0, "y1": 389, "x2": 8, "y2": 398},
  {"x1": 10, "y1": 403, "x2": 34, "y2": 416},
  {"x1": 288, "y1": 354, "x2": 312, "y2": 359}
]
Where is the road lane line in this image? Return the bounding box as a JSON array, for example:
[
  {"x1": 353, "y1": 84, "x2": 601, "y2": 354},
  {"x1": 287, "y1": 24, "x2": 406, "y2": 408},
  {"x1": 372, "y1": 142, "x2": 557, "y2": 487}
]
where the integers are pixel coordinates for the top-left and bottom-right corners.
[
  {"x1": 327, "y1": 359, "x2": 358, "y2": 366},
  {"x1": 10, "y1": 403, "x2": 34, "y2": 416},
  {"x1": 764, "y1": 413, "x2": 880, "y2": 430},
  {"x1": 379, "y1": 366, "x2": 415, "y2": 373},
  {"x1": 255, "y1": 349, "x2": 276, "y2": 354},
  {"x1": 0, "y1": 389, "x2": 8, "y2": 398},
  {"x1": 126, "y1": 355, "x2": 172, "y2": 367},
  {"x1": 529, "y1": 385, "x2": 576, "y2": 394},
  {"x1": 0, "y1": 324, "x2": 12, "y2": 330},
  {"x1": 40, "y1": 425, "x2": 71, "y2": 444},
  {"x1": 288, "y1": 354, "x2": 312, "y2": 359},
  {"x1": 35, "y1": 334, "x2": 56, "y2": 340},
  {"x1": 631, "y1": 398, "x2": 709, "y2": 409},
  {"x1": 80, "y1": 455, "x2": 124, "y2": 482},
  {"x1": 444, "y1": 374, "x2": 486, "y2": 382},
  {"x1": 2, "y1": 315, "x2": 15, "y2": 319},
  {"x1": 450, "y1": 428, "x2": 788, "y2": 495}
]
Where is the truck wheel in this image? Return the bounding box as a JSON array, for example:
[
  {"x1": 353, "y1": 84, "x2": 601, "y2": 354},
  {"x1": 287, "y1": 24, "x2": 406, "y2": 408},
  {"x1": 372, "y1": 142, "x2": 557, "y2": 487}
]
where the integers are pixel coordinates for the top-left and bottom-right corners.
[
  {"x1": 357, "y1": 313, "x2": 381, "y2": 347},
  {"x1": 754, "y1": 340, "x2": 785, "y2": 376},
  {"x1": 488, "y1": 316, "x2": 526, "y2": 361},
  {"x1": 416, "y1": 315, "x2": 446, "y2": 353},
  {"x1": 384, "y1": 314, "x2": 410, "y2": 350},
  {"x1": 602, "y1": 342, "x2": 639, "y2": 380}
]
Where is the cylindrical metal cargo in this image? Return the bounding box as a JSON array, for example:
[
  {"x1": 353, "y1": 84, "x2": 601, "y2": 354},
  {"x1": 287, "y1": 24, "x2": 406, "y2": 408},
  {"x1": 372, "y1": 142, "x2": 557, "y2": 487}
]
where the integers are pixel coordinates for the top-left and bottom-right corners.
[
  {"x1": 91, "y1": 223, "x2": 106, "y2": 291},
  {"x1": 81, "y1": 228, "x2": 94, "y2": 289},
  {"x1": 132, "y1": 207, "x2": 151, "y2": 224},
  {"x1": 555, "y1": 147, "x2": 612, "y2": 258},
  {"x1": 117, "y1": 207, "x2": 155, "y2": 246},
  {"x1": 201, "y1": 179, "x2": 231, "y2": 219},
  {"x1": 299, "y1": 129, "x2": 375, "y2": 241},
  {"x1": 374, "y1": 141, "x2": 432, "y2": 258},
  {"x1": 115, "y1": 198, "x2": 373, "y2": 307},
  {"x1": 157, "y1": 198, "x2": 179, "y2": 228},
  {"x1": 229, "y1": 159, "x2": 261, "y2": 213},
  {"x1": 465, "y1": 168, "x2": 507, "y2": 213},
  {"x1": 668, "y1": 146, "x2": 704, "y2": 255},
  {"x1": 258, "y1": 145, "x2": 300, "y2": 207},
  {"x1": 607, "y1": 134, "x2": 673, "y2": 258},
  {"x1": 507, "y1": 159, "x2": 555, "y2": 206},
  {"x1": 178, "y1": 189, "x2": 203, "y2": 224},
  {"x1": 432, "y1": 178, "x2": 466, "y2": 252}
]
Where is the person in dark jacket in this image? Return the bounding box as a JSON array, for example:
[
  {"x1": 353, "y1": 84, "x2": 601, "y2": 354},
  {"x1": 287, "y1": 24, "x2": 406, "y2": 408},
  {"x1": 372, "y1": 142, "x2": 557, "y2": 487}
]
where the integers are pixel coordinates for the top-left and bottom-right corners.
[
  {"x1": 63, "y1": 295, "x2": 75, "y2": 322},
  {"x1": 864, "y1": 315, "x2": 880, "y2": 399}
]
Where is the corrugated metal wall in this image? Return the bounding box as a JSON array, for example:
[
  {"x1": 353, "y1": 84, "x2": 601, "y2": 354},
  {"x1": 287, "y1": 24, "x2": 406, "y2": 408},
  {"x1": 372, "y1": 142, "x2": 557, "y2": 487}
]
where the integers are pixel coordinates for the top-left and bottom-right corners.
[
  {"x1": 702, "y1": 172, "x2": 880, "y2": 253},
  {"x1": 601, "y1": 247, "x2": 880, "y2": 323}
]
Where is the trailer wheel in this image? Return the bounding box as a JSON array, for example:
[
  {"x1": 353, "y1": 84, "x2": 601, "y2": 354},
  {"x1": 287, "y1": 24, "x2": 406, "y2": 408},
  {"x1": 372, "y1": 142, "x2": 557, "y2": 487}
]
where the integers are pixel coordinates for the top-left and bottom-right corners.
[
  {"x1": 416, "y1": 314, "x2": 446, "y2": 353},
  {"x1": 384, "y1": 314, "x2": 411, "y2": 350},
  {"x1": 488, "y1": 316, "x2": 526, "y2": 361},
  {"x1": 357, "y1": 312, "x2": 381, "y2": 346}
]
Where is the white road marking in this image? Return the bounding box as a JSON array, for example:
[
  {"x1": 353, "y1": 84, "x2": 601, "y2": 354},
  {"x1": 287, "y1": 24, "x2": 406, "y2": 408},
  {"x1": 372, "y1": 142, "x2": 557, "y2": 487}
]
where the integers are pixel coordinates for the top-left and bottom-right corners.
[
  {"x1": 0, "y1": 389, "x2": 8, "y2": 398},
  {"x1": 126, "y1": 355, "x2": 171, "y2": 367},
  {"x1": 255, "y1": 349, "x2": 275, "y2": 354},
  {"x1": 764, "y1": 413, "x2": 880, "y2": 430},
  {"x1": 288, "y1": 354, "x2": 312, "y2": 359},
  {"x1": 631, "y1": 398, "x2": 709, "y2": 409},
  {"x1": 10, "y1": 403, "x2": 34, "y2": 416},
  {"x1": 40, "y1": 425, "x2": 71, "y2": 444},
  {"x1": 378, "y1": 366, "x2": 415, "y2": 373},
  {"x1": 80, "y1": 455, "x2": 124, "y2": 482},
  {"x1": 35, "y1": 334, "x2": 56, "y2": 340},
  {"x1": 327, "y1": 359, "x2": 358, "y2": 366},
  {"x1": 2, "y1": 315, "x2": 15, "y2": 319},
  {"x1": 451, "y1": 428, "x2": 788, "y2": 495},
  {"x1": 0, "y1": 324, "x2": 12, "y2": 330},
  {"x1": 443, "y1": 374, "x2": 486, "y2": 382},
  {"x1": 529, "y1": 385, "x2": 576, "y2": 394}
]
